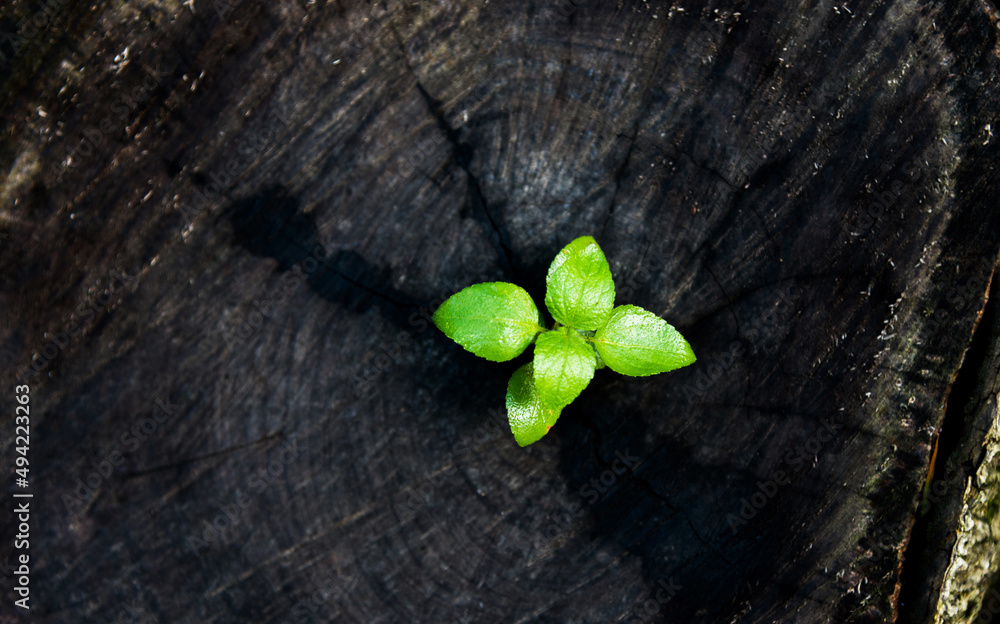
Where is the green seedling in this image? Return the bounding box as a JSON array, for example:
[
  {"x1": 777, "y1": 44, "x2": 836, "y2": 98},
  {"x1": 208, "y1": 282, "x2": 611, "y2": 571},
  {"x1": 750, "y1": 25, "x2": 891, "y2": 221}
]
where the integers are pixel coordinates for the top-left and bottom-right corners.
[{"x1": 433, "y1": 236, "x2": 695, "y2": 446}]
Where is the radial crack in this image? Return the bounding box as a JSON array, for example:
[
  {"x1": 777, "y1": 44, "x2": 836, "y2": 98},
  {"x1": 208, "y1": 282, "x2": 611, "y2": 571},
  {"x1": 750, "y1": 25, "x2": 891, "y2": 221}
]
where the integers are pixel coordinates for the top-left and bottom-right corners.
[
  {"x1": 386, "y1": 26, "x2": 516, "y2": 275},
  {"x1": 600, "y1": 132, "x2": 638, "y2": 241},
  {"x1": 896, "y1": 265, "x2": 998, "y2": 623},
  {"x1": 123, "y1": 430, "x2": 285, "y2": 478},
  {"x1": 674, "y1": 145, "x2": 739, "y2": 191}
]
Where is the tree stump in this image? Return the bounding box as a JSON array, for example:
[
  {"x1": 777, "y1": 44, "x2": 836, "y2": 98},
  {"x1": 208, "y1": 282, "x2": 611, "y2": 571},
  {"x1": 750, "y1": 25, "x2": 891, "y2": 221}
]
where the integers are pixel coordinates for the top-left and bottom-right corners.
[{"x1": 1, "y1": 0, "x2": 999, "y2": 622}]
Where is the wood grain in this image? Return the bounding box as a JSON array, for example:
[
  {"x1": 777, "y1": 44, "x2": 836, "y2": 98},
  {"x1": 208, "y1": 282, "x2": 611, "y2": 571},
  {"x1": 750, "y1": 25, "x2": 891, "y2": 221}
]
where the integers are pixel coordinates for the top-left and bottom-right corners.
[{"x1": 1, "y1": 0, "x2": 999, "y2": 622}]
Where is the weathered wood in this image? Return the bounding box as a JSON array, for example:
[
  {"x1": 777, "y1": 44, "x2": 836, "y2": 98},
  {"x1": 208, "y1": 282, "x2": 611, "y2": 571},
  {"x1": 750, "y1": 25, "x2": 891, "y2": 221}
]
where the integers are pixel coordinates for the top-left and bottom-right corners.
[{"x1": 1, "y1": 0, "x2": 999, "y2": 622}]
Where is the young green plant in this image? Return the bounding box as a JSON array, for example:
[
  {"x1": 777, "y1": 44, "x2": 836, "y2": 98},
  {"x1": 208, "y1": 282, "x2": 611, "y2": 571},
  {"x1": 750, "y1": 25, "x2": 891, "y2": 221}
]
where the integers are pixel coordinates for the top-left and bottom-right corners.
[{"x1": 432, "y1": 236, "x2": 695, "y2": 446}]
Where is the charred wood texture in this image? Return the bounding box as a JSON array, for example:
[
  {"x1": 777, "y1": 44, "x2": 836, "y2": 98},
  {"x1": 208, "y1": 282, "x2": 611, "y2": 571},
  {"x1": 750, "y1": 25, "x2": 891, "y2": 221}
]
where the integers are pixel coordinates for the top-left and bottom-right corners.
[{"x1": 1, "y1": 0, "x2": 999, "y2": 622}]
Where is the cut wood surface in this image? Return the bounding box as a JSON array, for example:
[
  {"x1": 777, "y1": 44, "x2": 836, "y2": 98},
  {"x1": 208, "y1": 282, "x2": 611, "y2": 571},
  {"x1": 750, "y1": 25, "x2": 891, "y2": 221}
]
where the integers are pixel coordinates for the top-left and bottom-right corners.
[{"x1": 1, "y1": 0, "x2": 999, "y2": 622}]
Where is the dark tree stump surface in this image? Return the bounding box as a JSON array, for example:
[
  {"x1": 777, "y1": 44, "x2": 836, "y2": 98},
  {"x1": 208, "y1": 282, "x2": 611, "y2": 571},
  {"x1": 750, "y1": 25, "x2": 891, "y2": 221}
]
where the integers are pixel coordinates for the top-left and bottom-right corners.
[{"x1": 1, "y1": 0, "x2": 999, "y2": 622}]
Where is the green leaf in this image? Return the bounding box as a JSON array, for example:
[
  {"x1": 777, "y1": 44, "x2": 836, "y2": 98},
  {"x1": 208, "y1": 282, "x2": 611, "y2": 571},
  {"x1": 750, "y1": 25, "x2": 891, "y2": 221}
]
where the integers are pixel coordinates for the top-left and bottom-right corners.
[
  {"x1": 544, "y1": 236, "x2": 615, "y2": 330},
  {"x1": 592, "y1": 305, "x2": 696, "y2": 376},
  {"x1": 533, "y1": 326, "x2": 597, "y2": 409},
  {"x1": 506, "y1": 362, "x2": 562, "y2": 446},
  {"x1": 432, "y1": 282, "x2": 543, "y2": 362}
]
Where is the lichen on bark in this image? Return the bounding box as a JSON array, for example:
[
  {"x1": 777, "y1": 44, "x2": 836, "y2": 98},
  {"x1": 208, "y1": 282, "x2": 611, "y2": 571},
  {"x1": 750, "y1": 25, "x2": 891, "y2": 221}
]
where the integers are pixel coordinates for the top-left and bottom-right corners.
[{"x1": 934, "y1": 406, "x2": 1000, "y2": 623}]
